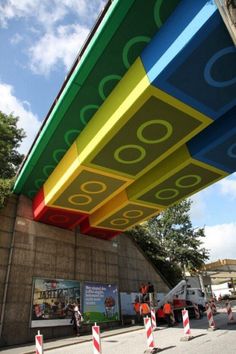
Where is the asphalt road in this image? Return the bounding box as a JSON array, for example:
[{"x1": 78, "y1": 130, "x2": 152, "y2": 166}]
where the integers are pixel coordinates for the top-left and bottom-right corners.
[
  {"x1": 45, "y1": 309, "x2": 236, "y2": 354},
  {"x1": 1, "y1": 306, "x2": 236, "y2": 354}
]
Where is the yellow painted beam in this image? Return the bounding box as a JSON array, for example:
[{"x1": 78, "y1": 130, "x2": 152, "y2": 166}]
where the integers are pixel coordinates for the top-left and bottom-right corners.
[
  {"x1": 90, "y1": 189, "x2": 162, "y2": 231},
  {"x1": 44, "y1": 160, "x2": 131, "y2": 214},
  {"x1": 75, "y1": 69, "x2": 212, "y2": 180},
  {"x1": 128, "y1": 144, "x2": 228, "y2": 208},
  {"x1": 75, "y1": 58, "x2": 150, "y2": 160}
]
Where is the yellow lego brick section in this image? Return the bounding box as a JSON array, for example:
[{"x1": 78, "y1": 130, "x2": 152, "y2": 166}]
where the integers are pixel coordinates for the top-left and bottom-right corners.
[
  {"x1": 75, "y1": 63, "x2": 212, "y2": 180},
  {"x1": 128, "y1": 145, "x2": 228, "y2": 209},
  {"x1": 44, "y1": 142, "x2": 131, "y2": 214},
  {"x1": 89, "y1": 189, "x2": 162, "y2": 231},
  {"x1": 75, "y1": 57, "x2": 150, "y2": 162},
  {"x1": 42, "y1": 58, "x2": 147, "y2": 212},
  {"x1": 44, "y1": 142, "x2": 79, "y2": 202}
]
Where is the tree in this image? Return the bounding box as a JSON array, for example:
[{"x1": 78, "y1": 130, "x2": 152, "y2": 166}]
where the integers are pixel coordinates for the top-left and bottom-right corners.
[
  {"x1": 0, "y1": 111, "x2": 25, "y2": 178},
  {"x1": 0, "y1": 111, "x2": 26, "y2": 207},
  {"x1": 127, "y1": 223, "x2": 183, "y2": 286},
  {"x1": 127, "y1": 199, "x2": 209, "y2": 286},
  {"x1": 0, "y1": 178, "x2": 14, "y2": 208}
]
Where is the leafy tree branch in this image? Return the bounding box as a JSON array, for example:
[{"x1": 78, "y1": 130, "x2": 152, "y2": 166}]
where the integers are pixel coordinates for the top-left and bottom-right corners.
[
  {"x1": 127, "y1": 199, "x2": 209, "y2": 286},
  {"x1": 0, "y1": 111, "x2": 25, "y2": 207}
]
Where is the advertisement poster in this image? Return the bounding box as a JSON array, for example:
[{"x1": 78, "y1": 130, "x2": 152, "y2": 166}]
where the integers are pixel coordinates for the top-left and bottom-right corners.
[
  {"x1": 120, "y1": 292, "x2": 140, "y2": 315},
  {"x1": 31, "y1": 278, "x2": 80, "y2": 327},
  {"x1": 83, "y1": 282, "x2": 119, "y2": 323}
]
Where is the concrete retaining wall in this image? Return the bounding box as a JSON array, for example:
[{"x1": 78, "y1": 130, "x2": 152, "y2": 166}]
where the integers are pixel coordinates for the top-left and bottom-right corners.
[{"x1": 0, "y1": 195, "x2": 169, "y2": 346}]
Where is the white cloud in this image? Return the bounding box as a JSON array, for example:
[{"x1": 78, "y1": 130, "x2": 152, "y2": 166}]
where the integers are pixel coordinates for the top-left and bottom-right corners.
[
  {"x1": 218, "y1": 174, "x2": 236, "y2": 200},
  {"x1": 10, "y1": 33, "x2": 23, "y2": 45},
  {"x1": 0, "y1": 82, "x2": 41, "y2": 154},
  {"x1": 29, "y1": 24, "x2": 89, "y2": 75},
  {"x1": 0, "y1": 0, "x2": 105, "y2": 30},
  {"x1": 0, "y1": 0, "x2": 68, "y2": 29},
  {"x1": 0, "y1": 0, "x2": 105, "y2": 75},
  {"x1": 204, "y1": 223, "x2": 236, "y2": 262},
  {"x1": 189, "y1": 193, "x2": 208, "y2": 225},
  {"x1": 0, "y1": 0, "x2": 39, "y2": 28}
]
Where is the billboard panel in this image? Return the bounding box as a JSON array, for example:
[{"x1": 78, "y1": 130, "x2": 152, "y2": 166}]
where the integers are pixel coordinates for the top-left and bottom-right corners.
[
  {"x1": 31, "y1": 278, "x2": 80, "y2": 328},
  {"x1": 120, "y1": 292, "x2": 140, "y2": 316},
  {"x1": 83, "y1": 282, "x2": 119, "y2": 323}
]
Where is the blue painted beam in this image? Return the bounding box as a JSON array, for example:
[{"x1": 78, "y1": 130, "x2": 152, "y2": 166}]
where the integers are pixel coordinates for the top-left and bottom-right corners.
[
  {"x1": 188, "y1": 106, "x2": 236, "y2": 173},
  {"x1": 141, "y1": 0, "x2": 236, "y2": 120}
]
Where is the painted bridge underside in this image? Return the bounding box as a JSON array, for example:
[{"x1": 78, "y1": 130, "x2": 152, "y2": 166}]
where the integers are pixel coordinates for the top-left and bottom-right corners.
[{"x1": 14, "y1": 0, "x2": 236, "y2": 240}]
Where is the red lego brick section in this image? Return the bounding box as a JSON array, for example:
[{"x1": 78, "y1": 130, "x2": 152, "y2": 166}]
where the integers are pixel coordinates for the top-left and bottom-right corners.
[
  {"x1": 32, "y1": 187, "x2": 45, "y2": 220},
  {"x1": 32, "y1": 188, "x2": 87, "y2": 230},
  {"x1": 35, "y1": 205, "x2": 87, "y2": 230},
  {"x1": 80, "y1": 217, "x2": 120, "y2": 240}
]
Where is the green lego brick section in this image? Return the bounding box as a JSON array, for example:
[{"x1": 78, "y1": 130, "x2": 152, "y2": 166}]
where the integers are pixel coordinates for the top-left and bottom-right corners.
[
  {"x1": 13, "y1": 0, "x2": 130, "y2": 195},
  {"x1": 14, "y1": 0, "x2": 181, "y2": 198}
]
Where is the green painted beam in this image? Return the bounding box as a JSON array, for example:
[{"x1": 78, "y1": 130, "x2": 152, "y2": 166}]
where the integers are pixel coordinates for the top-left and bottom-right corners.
[{"x1": 14, "y1": 0, "x2": 181, "y2": 198}]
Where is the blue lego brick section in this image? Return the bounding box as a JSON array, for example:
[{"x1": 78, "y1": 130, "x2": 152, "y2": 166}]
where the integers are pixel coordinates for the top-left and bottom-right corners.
[
  {"x1": 158, "y1": 13, "x2": 236, "y2": 119},
  {"x1": 141, "y1": 0, "x2": 217, "y2": 82},
  {"x1": 141, "y1": 1, "x2": 236, "y2": 120},
  {"x1": 188, "y1": 106, "x2": 236, "y2": 173}
]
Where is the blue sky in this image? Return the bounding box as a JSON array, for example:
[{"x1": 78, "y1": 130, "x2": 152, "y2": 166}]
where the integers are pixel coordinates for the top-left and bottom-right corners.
[{"x1": 0, "y1": 0, "x2": 235, "y2": 262}]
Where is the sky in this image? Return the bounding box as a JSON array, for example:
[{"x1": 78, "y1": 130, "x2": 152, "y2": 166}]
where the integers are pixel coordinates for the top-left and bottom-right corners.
[{"x1": 0, "y1": 0, "x2": 235, "y2": 263}]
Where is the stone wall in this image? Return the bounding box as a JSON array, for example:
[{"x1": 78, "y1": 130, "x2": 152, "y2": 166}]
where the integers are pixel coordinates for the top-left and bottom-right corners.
[{"x1": 0, "y1": 195, "x2": 169, "y2": 346}]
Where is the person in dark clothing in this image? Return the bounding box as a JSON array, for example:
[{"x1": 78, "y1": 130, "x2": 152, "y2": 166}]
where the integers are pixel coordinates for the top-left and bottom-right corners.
[
  {"x1": 147, "y1": 282, "x2": 154, "y2": 294},
  {"x1": 71, "y1": 304, "x2": 83, "y2": 336},
  {"x1": 147, "y1": 281, "x2": 155, "y2": 304},
  {"x1": 139, "y1": 283, "x2": 148, "y2": 302}
]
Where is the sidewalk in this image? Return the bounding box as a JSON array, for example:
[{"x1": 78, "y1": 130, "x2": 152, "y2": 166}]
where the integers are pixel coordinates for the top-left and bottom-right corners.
[{"x1": 0, "y1": 325, "x2": 143, "y2": 354}]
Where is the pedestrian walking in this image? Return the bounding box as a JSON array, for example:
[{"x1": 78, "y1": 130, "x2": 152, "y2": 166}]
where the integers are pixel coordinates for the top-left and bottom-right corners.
[{"x1": 71, "y1": 303, "x2": 83, "y2": 336}]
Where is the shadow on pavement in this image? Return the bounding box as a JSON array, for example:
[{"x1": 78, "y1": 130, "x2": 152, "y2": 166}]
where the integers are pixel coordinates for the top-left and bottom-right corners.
[
  {"x1": 191, "y1": 333, "x2": 207, "y2": 340},
  {"x1": 103, "y1": 339, "x2": 119, "y2": 343},
  {"x1": 158, "y1": 345, "x2": 176, "y2": 352}
]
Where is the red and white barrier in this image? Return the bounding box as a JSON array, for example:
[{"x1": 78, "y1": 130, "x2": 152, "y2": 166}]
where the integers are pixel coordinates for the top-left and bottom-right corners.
[
  {"x1": 144, "y1": 316, "x2": 155, "y2": 350},
  {"x1": 182, "y1": 309, "x2": 191, "y2": 336},
  {"x1": 92, "y1": 323, "x2": 102, "y2": 354},
  {"x1": 226, "y1": 301, "x2": 236, "y2": 324},
  {"x1": 180, "y1": 309, "x2": 193, "y2": 341},
  {"x1": 210, "y1": 300, "x2": 217, "y2": 315},
  {"x1": 35, "y1": 330, "x2": 43, "y2": 354},
  {"x1": 193, "y1": 303, "x2": 200, "y2": 319},
  {"x1": 151, "y1": 307, "x2": 157, "y2": 329},
  {"x1": 206, "y1": 304, "x2": 217, "y2": 330}
]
